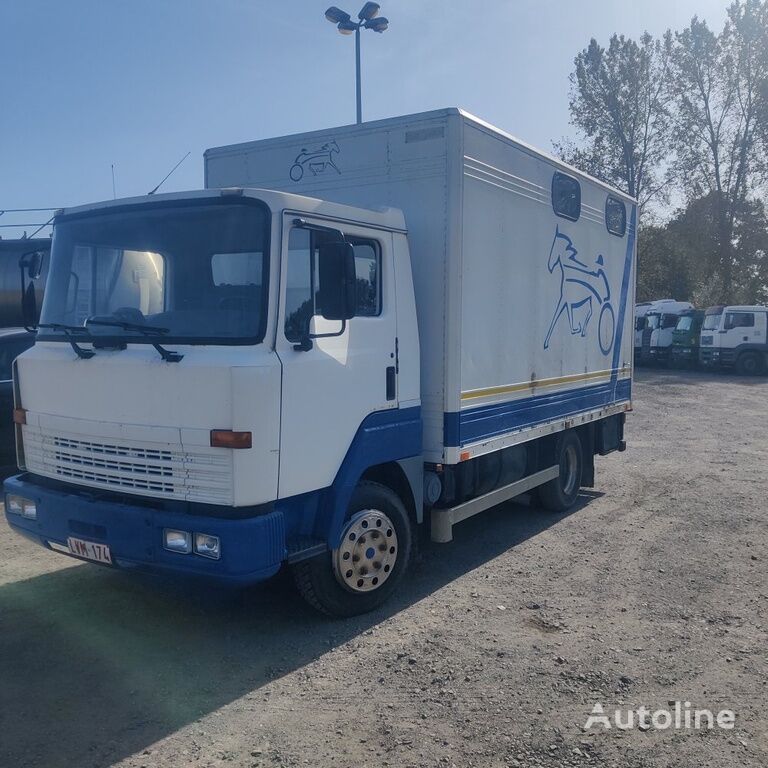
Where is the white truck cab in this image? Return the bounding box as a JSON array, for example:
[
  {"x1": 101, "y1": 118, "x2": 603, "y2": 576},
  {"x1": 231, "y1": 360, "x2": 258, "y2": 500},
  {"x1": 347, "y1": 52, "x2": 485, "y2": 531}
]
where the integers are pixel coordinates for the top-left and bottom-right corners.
[
  {"x1": 699, "y1": 305, "x2": 768, "y2": 374},
  {"x1": 639, "y1": 300, "x2": 693, "y2": 365},
  {"x1": 4, "y1": 109, "x2": 637, "y2": 616},
  {"x1": 634, "y1": 299, "x2": 676, "y2": 363}
]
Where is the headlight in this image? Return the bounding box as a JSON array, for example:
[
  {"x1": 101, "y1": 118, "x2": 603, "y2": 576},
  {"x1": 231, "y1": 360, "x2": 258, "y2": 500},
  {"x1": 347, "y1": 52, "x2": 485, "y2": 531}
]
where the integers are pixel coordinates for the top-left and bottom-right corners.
[
  {"x1": 6, "y1": 494, "x2": 36, "y2": 519},
  {"x1": 163, "y1": 529, "x2": 192, "y2": 554},
  {"x1": 194, "y1": 533, "x2": 221, "y2": 560}
]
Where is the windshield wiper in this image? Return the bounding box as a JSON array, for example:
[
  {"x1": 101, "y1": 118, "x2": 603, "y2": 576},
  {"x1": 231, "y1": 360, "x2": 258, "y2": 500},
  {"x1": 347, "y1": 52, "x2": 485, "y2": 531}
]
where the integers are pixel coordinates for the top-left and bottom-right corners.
[
  {"x1": 38, "y1": 323, "x2": 96, "y2": 360},
  {"x1": 85, "y1": 318, "x2": 183, "y2": 363}
]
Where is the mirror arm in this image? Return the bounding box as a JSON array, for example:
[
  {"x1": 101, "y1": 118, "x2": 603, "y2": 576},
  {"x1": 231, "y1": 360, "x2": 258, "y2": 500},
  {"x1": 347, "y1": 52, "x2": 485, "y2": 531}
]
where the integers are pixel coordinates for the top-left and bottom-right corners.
[
  {"x1": 292, "y1": 218, "x2": 346, "y2": 243},
  {"x1": 293, "y1": 319, "x2": 348, "y2": 352}
]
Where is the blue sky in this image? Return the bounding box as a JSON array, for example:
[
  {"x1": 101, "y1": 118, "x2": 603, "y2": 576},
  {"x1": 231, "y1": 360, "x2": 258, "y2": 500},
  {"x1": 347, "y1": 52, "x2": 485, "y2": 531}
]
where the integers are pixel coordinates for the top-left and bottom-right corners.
[{"x1": 1, "y1": 0, "x2": 730, "y2": 238}]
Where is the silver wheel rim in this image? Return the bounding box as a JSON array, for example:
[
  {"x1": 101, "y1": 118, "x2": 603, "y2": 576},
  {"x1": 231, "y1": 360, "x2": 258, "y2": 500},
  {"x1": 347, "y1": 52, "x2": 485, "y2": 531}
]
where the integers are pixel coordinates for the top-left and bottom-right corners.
[
  {"x1": 562, "y1": 444, "x2": 579, "y2": 496},
  {"x1": 333, "y1": 509, "x2": 398, "y2": 593}
]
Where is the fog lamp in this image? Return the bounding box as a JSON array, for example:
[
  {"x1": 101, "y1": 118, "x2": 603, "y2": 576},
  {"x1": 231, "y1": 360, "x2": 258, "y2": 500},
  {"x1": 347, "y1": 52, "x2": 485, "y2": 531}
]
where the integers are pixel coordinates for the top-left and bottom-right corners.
[
  {"x1": 6, "y1": 495, "x2": 24, "y2": 515},
  {"x1": 7, "y1": 495, "x2": 36, "y2": 519},
  {"x1": 163, "y1": 529, "x2": 192, "y2": 554},
  {"x1": 194, "y1": 533, "x2": 221, "y2": 560}
]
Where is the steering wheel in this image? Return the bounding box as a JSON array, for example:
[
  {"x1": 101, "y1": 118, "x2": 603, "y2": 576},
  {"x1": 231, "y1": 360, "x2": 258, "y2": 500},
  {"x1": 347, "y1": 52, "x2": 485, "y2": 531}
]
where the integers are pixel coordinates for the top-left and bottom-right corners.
[{"x1": 112, "y1": 307, "x2": 147, "y2": 324}]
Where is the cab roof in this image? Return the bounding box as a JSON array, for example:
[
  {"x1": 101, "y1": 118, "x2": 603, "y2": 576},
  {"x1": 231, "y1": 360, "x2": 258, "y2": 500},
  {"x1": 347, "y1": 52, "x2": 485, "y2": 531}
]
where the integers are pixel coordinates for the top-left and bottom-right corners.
[{"x1": 54, "y1": 188, "x2": 407, "y2": 233}]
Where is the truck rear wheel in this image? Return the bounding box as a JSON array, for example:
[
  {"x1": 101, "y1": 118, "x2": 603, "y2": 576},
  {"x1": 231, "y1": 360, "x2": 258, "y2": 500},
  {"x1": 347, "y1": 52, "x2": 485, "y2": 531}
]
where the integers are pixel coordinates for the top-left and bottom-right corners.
[
  {"x1": 537, "y1": 431, "x2": 583, "y2": 512},
  {"x1": 292, "y1": 481, "x2": 414, "y2": 617},
  {"x1": 736, "y1": 352, "x2": 764, "y2": 376}
]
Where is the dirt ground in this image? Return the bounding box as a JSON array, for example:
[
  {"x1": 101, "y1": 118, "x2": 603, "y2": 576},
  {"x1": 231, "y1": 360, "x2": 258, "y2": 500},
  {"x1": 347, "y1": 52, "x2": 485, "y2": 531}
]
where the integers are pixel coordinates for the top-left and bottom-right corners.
[{"x1": 0, "y1": 368, "x2": 766, "y2": 768}]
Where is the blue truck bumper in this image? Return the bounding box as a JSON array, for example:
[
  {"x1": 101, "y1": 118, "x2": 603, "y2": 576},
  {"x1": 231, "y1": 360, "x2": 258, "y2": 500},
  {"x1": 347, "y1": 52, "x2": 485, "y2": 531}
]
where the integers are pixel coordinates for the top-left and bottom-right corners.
[{"x1": 3, "y1": 474, "x2": 286, "y2": 586}]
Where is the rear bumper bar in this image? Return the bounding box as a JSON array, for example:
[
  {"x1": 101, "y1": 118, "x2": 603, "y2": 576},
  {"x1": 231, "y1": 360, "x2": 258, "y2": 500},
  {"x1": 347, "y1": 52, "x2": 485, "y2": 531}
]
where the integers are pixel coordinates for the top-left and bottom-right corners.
[{"x1": 3, "y1": 474, "x2": 285, "y2": 585}]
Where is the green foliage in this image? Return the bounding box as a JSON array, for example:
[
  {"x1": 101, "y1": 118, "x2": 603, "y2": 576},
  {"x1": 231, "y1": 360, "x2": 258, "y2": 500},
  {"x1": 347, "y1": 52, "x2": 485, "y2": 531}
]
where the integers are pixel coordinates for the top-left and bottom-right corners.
[
  {"x1": 559, "y1": 0, "x2": 768, "y2": 306},
  {"x1": 637, "y1": 193, "x2": 768, "y2": 305},
  {"x1": 555, "y1": 32, "x2": 672, "y2": 208}
]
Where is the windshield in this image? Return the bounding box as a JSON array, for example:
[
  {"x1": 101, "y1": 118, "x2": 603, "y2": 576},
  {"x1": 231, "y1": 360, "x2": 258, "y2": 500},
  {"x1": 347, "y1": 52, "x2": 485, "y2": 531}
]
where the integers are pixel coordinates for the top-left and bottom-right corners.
[
  {"x1": 39, "y1": 199, "x2": 269, "y2": 344},
  {"x1": 675, "y1": 316, "x2": 693, "y2": 331},
  {"x1": 645, "y1": 313, "x2": 660, "y2": 330},
  {"x1": 702, "y1": 312, "x2": 722, "y2": 331},
  {"x1": 660, "y1": 313, "x2": 678, "y2": 329}
]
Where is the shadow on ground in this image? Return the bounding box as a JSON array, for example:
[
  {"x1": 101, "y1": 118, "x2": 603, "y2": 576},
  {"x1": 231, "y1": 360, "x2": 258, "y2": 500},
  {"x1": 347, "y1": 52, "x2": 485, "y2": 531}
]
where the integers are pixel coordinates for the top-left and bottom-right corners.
[{"x1": 0, "y1": 494, "x2": 589, "y2": 768}]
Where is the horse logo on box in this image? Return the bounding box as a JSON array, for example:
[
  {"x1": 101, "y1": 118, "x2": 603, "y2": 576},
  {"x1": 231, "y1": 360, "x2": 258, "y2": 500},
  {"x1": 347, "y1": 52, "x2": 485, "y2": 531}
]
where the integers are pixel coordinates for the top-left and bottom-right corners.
[{"x1": 544, "y1": 227, "x2": 615, "y2": 355}]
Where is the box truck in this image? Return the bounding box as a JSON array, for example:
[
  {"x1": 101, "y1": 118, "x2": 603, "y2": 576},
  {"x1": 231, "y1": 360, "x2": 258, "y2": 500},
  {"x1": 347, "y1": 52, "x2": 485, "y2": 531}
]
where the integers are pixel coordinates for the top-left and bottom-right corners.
[
  {"x1": 699, "y1": 305, "x2": 768, "y2": 374},
  {"x1": 4, "y1": 109, "x2": 637, "y2": 616}
]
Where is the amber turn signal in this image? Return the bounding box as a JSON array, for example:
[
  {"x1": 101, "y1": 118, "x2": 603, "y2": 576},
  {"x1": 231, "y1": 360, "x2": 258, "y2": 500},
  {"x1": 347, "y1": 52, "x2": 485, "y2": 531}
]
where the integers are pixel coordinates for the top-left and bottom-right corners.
[
  {"x1": 13, "y1": 408, "x2": 26, "y2": 425},
  {"x1": 210, "y1": 430, "x2": 252, "y2": 449}
]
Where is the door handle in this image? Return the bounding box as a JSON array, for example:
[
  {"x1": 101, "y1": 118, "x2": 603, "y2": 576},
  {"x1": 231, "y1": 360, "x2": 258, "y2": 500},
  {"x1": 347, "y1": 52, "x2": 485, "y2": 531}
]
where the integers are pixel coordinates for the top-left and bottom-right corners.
[{"x1": 386, "y1": 366, "x2": 396, "y2": 401}]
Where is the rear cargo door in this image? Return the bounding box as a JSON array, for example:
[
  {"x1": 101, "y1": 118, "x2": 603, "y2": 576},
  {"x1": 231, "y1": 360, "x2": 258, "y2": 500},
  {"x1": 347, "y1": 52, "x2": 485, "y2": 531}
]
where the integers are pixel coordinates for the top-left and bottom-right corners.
[{"x1": 275, "y1": 215, "x2": 398, "y2": 499}]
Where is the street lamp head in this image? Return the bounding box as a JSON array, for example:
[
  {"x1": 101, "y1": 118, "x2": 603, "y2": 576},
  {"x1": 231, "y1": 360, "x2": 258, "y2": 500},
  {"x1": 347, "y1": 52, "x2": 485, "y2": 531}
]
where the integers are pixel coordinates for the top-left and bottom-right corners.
[
  {"x1": 364, "y1": 16, "x2": 388, "y2": 32},
  {"x1": 325, "y1": 6, "x2": 351, "y2": 24},
  {"x1": 337, "y1": 20, "x2": 357, "y2": 35},
  {"x1": 358, "y1": 2, "x2": 380, "y2": 20}
]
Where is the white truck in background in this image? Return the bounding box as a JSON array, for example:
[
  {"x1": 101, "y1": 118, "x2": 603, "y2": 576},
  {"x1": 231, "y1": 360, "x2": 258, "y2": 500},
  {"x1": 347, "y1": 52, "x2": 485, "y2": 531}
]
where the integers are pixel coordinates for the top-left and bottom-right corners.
[
  {"x1": 634, "y1": 302, "x2": 652, "y2": 360},
  {"x1": 699, "y1": 305, "x2": 768, "y2": 374},
  {"x1": 5, "y1": 109, "x2": 637, "y2": 616},
  {"x1": 639, "y1": 300, "x2": 693, "y2": 365},
  {"x1": 634, "y1": 299, "x2": 675, "y2": 362}
]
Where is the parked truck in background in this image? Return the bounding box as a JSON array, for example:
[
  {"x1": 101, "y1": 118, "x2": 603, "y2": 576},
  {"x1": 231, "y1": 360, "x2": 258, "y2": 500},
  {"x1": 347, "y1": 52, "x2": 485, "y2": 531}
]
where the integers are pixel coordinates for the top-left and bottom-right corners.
[
  {"x1": 634, "y1": 302, "x2": 651, "y2": 361},
  {"x1": 634, "y1": 299, "x2": 677, "y2": 364},
  {"x1": 699, "y1": 305, "x2": 768, "y2": 374},
  {"x1": 4, "y1": 109, "x2": 637, "y2": 616},
  {"x1": 640, "y1": 300, "x2": 694, "y2": 365},
  {"x1": 670, "y1": 308, "x2": 705, "y2": 368},
  {"x1": 0, "y1": 239, "x2": 49, "y2": 475}
]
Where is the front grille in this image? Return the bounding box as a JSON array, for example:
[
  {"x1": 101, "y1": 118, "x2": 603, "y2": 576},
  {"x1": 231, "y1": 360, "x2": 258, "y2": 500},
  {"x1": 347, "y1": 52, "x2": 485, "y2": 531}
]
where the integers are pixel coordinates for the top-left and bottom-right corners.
[
  {"x1": 700, "y1": 335, "x2": 713, "y2": 346},
  {"x1": 23, "y1": 426, "x2": 234, "y2": 505}
]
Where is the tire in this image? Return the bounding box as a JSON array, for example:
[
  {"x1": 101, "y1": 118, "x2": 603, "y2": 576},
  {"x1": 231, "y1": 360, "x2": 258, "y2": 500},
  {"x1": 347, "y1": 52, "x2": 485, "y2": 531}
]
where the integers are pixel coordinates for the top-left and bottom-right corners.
[
  {"x1": 289, "y1": 163, "x2": 304, "y2": 182},
  {"x1": 736, "y1": 352, "x2": 764, "y2": 376},
  {"x1": 537, "y1": 431, "x2": 584, "y2": 512},
  {"x1": 292, "y1": 481, "x2": 414, "y2": 618}
]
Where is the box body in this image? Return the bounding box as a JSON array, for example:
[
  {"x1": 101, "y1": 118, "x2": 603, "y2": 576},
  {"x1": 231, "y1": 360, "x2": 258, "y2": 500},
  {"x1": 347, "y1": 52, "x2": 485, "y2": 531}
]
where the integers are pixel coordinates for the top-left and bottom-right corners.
[{"x1": 205, "y1": 109, "x2": 636, "y2": 463}]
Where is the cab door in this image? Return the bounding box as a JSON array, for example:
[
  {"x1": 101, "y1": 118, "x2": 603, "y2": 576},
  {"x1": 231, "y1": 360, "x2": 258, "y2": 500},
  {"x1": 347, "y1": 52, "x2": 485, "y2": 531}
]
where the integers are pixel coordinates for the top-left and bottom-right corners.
[
  {"x1": 275, "y1": 215, "x2": 398, "y2": 501},
  {"x1": 722, "y1": 310, "x2": 759, "y2": 349}
]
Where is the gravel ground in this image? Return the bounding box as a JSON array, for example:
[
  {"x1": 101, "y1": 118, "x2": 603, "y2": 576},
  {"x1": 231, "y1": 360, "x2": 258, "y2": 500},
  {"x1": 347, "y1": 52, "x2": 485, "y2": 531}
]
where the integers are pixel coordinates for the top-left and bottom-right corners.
[{"x1": 0, "y1": 368, "x2": 766, "y2": 768}]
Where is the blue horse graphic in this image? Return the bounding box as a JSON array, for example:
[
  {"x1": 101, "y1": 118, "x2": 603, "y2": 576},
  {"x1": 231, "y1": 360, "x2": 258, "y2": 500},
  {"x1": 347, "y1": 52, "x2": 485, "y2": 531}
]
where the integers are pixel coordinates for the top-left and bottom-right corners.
[{"x1": 544, "y1": 228, "x2": 615, "y2": 354}]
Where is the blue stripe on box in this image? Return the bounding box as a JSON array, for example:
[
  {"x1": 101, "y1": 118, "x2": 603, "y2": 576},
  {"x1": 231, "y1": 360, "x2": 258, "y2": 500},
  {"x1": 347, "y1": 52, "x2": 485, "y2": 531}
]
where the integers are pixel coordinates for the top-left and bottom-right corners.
[{"x1": 444, "y1": 378, "x2": 631, "y2": 448}]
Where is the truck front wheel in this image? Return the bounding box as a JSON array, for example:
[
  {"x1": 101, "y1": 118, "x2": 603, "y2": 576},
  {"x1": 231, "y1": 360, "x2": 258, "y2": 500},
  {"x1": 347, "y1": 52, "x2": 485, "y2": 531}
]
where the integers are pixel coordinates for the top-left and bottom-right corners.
[
  {"x1": 736, "y1": 352, "x2": 765, "y2": 376},
  {"x1": 292, "y1": 481, "x2": 414, "y2": 617},
  {"x1": 537, "y1": 431, "x2": 583, "y2": 512}
]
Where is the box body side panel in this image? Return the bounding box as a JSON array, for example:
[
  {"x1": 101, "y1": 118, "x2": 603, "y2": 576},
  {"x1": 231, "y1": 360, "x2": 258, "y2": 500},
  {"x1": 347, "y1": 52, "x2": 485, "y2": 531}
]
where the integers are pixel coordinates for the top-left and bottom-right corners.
[{"x1": 451, "y1": 119, "x2": 635, "y2": 456}]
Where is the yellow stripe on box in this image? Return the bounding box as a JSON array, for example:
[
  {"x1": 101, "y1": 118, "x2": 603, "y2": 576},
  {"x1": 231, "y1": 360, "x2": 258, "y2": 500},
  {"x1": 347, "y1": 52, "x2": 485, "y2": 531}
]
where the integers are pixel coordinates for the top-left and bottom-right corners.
[{"x1": 460, "y1": 366, "x2": 631, "y2": 402}]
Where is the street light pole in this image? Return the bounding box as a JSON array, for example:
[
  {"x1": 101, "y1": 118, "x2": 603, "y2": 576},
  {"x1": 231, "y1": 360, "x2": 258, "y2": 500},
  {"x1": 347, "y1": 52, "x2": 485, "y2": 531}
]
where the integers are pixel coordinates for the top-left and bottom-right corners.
[
  {"x1": 325, "y1": 4, "x2": 389, "y2": 125},
  {"x1": 355, "y1": 25, "x2": 362, "y2": 125}
]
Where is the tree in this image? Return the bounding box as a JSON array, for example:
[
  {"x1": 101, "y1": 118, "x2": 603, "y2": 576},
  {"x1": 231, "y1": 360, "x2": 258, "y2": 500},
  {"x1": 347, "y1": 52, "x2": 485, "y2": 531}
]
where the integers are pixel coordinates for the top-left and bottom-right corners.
[
  {"x1": 669, "y1": 1, "x2": 768, "y2": 301},
  {"x1": 555, "y1": 32, "x2": 673, "y2": 210},
  {"x1": 636, "y1": 193, "x2": 768, "y2": 305}
]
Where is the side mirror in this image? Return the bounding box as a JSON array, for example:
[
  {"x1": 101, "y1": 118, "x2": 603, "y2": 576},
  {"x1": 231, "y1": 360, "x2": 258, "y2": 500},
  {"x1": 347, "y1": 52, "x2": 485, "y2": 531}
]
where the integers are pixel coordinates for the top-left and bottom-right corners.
[
  {"x1": 20, "y1": 250, "x2": 44, "y2": 280},
  {"x1": 19, "y1": 250, "x2": 44, "y2": 332},
  {"x1": 317, "y1": 241, "x2": 356, "y2": 321}
]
